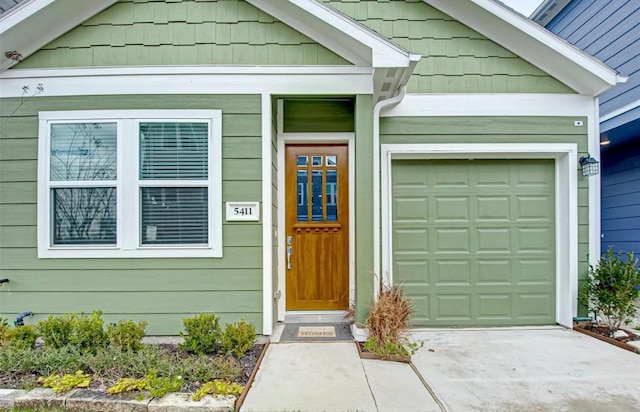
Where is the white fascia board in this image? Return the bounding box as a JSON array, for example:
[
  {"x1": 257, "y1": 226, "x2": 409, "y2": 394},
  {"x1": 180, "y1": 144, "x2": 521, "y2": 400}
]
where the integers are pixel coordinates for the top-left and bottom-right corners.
[
  {"x1": 246, "y1": 0, "x2": 411, "y2": 68},
  {"x1": 0, "y1": 0, "x2": 118, "y2": 72},
  {"x1": 381, "y1": 94, "x2": 595, "y2": 117},
  {"x1": 0, "y1": 66, "x2": 374, "y2": 97},
  {"x1": 425, "y1": 0, "x2": 624, "y2": 96}
]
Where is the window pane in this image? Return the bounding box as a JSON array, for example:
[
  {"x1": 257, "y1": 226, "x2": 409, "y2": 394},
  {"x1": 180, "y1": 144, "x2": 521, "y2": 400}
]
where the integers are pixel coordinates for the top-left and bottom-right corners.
[
  {"x1": 297, "y1": 156, "x2": 308, "y2": 166},
  {"x1": 141, "y1": 187, "x2": 208, "y2": 245},
  {"x1": 312, "y1": 156, "x2": 322, "y2": 167},
  {"x1": 297, "y1": 170, "x2": 308, "y2": 222},
  {"x1": 53, "y1": 188, "x2": 116, "y2": 245},
  {"x1": 326, "y1": 170, "x2": 337, "y2": 221},
  {"x1": 326, "y1": 155, "x2": 337, "y2": 166},
  {"x1": 140, "y1": 122, "x2": 208, "y2": 180},
  {"x1": 311, "y1": 170, "x2": 323, "y2": 221},
  {"x1": 50, "y1": 123, "x2": 117, "y2": 181}
]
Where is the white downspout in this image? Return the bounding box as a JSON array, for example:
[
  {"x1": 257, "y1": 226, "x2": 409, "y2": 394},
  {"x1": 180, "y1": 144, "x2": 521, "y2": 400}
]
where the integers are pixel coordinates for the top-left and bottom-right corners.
[{"x1": 372, "y1": 86, "x2": 406, "y2": 298}]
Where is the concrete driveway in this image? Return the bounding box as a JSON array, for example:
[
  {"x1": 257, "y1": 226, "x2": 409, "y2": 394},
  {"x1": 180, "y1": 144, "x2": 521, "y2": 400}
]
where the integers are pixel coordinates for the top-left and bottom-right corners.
[{"x1": 411, "y1": 327, "x2": 640, "y2": 412}]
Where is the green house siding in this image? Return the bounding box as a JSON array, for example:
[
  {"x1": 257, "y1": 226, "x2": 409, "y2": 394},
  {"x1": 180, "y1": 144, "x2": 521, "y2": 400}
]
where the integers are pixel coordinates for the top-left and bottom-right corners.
[
  {"x1": 323, "y1": 0, "x2": 574, "y2": 94},
  {"x1": 14, "y1": 0, "x2": 350, "y2": 69},
  {"x1": 0, "y1": 94, "x2": 264, "y2": 335},
  {"x1": 380, "y1": 116, "x2": 591, "y2": 305}
]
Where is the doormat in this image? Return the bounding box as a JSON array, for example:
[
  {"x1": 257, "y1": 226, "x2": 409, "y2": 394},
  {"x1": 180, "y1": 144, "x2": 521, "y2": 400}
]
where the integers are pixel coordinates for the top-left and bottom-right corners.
[{"x1": 279, "y1": 323, "x2": 353, "y2": 342}]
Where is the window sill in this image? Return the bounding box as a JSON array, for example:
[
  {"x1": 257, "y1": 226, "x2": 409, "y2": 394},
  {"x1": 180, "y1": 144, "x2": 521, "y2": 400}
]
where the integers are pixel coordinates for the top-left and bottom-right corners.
[{"x1": 38, "y1": 247, "x2": 223, "y2": 259}]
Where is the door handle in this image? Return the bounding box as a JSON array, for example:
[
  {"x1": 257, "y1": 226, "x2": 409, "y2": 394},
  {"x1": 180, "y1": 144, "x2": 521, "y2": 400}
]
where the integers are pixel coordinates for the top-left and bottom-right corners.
[{"x1": 287, "y1": 246, "x2": 292, "y2": 270}]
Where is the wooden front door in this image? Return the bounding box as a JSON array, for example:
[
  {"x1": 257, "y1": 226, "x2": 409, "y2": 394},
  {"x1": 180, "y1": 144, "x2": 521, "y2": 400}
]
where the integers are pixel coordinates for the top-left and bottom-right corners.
[{"x1": 285, "y1": 145, "x2": 349, "y2": 310}]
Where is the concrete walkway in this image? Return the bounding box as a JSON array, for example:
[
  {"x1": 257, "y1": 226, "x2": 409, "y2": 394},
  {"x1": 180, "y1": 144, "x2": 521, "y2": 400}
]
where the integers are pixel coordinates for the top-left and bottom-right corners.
[
  {"x1": 411, "y1": 327, "x2": 640, "y2": 412},
  {"x1": 240, "y1": 342, "x2": 441, "y2": 412},
  {"x1": 242, "y1": 328, "x2": 640, "y2": 412}
]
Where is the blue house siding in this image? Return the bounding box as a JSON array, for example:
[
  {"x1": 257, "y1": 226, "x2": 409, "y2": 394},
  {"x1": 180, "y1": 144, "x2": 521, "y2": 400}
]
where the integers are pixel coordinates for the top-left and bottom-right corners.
[
  {"x1": 542, "y1": 0, "x2": 640, "y2": 257},
  {"x1": 601, "y1": 142, "x2": 640, "y2": 255},
  {"x1": 546, "y1": 0, "x2": 640, "y2": 119}
]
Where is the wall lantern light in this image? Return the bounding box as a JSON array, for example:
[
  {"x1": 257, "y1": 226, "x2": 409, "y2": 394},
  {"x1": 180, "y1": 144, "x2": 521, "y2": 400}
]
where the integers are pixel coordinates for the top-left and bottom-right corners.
[{"x1": 579, "y1": 155, "x2": 599, "y2": 177}]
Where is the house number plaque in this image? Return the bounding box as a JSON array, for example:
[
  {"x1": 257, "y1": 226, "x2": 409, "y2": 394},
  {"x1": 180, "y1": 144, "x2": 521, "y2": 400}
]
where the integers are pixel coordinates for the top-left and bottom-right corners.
[{"x1": 226, "y1": 202, "x2": 260, "y2": 221}]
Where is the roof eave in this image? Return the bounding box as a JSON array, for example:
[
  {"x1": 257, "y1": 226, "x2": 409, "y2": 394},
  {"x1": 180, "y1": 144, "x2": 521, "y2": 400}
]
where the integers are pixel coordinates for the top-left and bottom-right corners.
[
  {"x1": 426, "y1": 0, "x2": 623, "y2": 96},
  {"x1": 0, "y1": 0, "x2": 118, "y2": 72}
]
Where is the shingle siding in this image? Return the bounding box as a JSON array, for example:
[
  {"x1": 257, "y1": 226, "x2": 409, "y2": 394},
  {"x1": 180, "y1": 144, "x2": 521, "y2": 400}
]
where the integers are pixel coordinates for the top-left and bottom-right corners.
[
  {"x1": 323, "y1": 0, "x2": 573, "y2": 93},
  {"x1": 14, "y1": 0, "x2": 350, "y2": 68}
]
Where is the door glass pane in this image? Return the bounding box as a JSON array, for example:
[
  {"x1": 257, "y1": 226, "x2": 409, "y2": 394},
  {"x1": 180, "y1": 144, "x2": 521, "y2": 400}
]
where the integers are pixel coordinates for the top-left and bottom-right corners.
[
  {"x1": 297, "y1": 156, "x2": 308, "y2": 166},
  {"x1": 312, "y1": 156, "x2": 322, "y2": 167},
  {"x1": 326, "y1": 155, "x2": 337, "y2": 166},
  {"x1": 140, "y1": 187, "x2": 208, "y2": 245},
  {"x1": 52, "y1": 188, "x2": 116, "y2": 245},
  {"x1": 50, "y1": 123, "x2": 117, "y2": 181},
  {"x1": 311, "y1": 170, "x2": 323, "y2": 221},
  {"x1": 326, "y1": 170, "x2": 337, "y2": 221},
  {"x1": 297, "y1": 170, "x2": 308, "y2": 222}
]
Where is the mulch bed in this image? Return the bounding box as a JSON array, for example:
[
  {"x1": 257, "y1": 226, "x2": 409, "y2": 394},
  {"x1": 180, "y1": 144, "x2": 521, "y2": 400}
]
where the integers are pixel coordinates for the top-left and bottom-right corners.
[{"x1": 573, "y1": 324, "x2": 639, "y2": 354}]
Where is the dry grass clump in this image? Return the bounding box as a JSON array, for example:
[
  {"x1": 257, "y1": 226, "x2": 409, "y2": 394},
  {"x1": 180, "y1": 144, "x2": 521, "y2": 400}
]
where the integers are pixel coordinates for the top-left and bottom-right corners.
[
  {"x1": 367, "y1": 284, "x2": 412, "y2": 345},
  {"x1": 365, "y1": 282, "x2": 421, "y2": 358}
]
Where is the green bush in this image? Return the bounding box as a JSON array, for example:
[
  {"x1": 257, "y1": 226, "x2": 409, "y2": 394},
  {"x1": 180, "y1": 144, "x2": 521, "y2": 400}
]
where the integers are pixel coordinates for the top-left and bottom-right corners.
[
  {"x1": 580, "y1": 247, "x2": 640, "y2": 332},
  {"x1": 180, "y1": 313, "x2": 222, "y2": 355},
  {"x1": 107, "y1": 320, "x2": 147, "y2": 352},
  {"x1": 36, "y1": 314, "x2": 75, "y2": 349},
  {"x1": 221, "y1": 319, "x2": 256, "y2": 358},
  {"x1": 70, "y1": 311, "x2": 107, "y2": 352},
  {"x1": 2, "y1": 325, "x2": 38, "y2": 350}
]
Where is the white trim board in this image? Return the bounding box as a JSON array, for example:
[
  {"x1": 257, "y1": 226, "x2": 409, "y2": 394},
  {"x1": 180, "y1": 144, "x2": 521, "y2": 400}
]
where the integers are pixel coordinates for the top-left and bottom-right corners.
[
  {"x1": 380, "y1": 143, "x2": 579, "y2": 328},
  {"x1": 0, "y1": 68, "x2": 374, "y2": 98},
  {"x1": 380, "y1": 94, "x2": 596, "y2": 117},
  {"x1": 261, "y1": 93, "x2": 273, "y2": 336}
]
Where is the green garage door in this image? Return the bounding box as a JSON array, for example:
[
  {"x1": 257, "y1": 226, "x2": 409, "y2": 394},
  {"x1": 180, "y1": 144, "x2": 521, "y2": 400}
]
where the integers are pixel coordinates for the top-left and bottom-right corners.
[{"x1": 392, "y1": 159, "x2": 556, "y2": 326}]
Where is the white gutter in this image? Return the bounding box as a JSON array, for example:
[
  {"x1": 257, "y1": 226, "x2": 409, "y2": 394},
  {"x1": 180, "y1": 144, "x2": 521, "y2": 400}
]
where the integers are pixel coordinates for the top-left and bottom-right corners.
[{"x1": 372, "y1": 85, "x2": 406, "y2": 298}]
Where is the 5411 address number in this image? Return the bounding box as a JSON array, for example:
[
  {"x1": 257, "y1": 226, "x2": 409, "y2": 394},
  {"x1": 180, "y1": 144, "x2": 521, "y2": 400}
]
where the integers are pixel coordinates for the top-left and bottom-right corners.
[{"x1": 226, "y1": 202, "x2": 260, "y2": 221}]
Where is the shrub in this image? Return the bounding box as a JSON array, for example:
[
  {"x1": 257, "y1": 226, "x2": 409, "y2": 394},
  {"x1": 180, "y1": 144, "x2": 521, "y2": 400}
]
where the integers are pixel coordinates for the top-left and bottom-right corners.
[
  {"x1": 36, "y1": 314, "x2": 75, "y2": 349},
  {"x1": 70, "y1": 311, "x2": 107, "y2": 352},
  {"x1": 221, "y1": 319, "x2": 256, "y2": 358},
  {"x1": 180, "y1": 313, "x2": 222, "y2": 355},
  {"x1": 192, "y1": 380, "x2": 243, "y2": 401},
  {"x1": 365, "y1": 282, "x2": 421, "y2": 359},
  {"x1": 108, "y1": 371, "x2": 183, "y2": 398},
  {"x1": 2, "y1": 325, "x2": 38, "y2": 349},
  {"x1": 39, "y1": 370, "x2": 91, "y2": 393},
  {"x1": 107, "y1": 320, "x2": 147, "y2": 352},
  {"x1": 580, "y1": 247, "x2": 640, "y2": 332}
]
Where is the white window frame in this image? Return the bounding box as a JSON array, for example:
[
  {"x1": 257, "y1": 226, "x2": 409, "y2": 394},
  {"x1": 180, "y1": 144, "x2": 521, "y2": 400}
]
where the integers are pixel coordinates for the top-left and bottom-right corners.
[{"x1": 38, "y1": 110, "x2": 223, "y2": 258}]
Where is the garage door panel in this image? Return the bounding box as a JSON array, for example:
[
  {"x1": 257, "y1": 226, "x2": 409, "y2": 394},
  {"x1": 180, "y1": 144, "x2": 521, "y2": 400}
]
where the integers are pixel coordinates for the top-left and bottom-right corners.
[
  {"x1": 435, "y1": 295, "x2": 472, "y2": 321},
  {"x1": 434, "y1": 196, "x2": 470, "y2": 222},
  {"x1": 477, "y1": 259, "x2": 512, "y2": 284},
  {"x1": 516, "y1": 227, "x2": 555, "y2": 252},
  {"x1": 516, "y1": 195, "x2": 555, "y2": 221},
  {"x1": 392, "y1": 159, "x2": 556, "y2": 327},
  {"x1": 434, "y1": 260, "x2": 471, "y2": 285},
  {"x1": 393, "y1": 197, "x2": 428, "y2": 223},
  {"x1": 476, "y1": 294, "x2": 513, "y2": 320},
  {"x1": 476, "y1": 228, "x2": 511, "y2": 253},
  {"x1": 435, "y1": 228, "x2": 471, "y2": 252},
  {"x1": 516, "y1": 259, "x2": 555, "y2": 284},
  {"x1": 476, "y1": 196, "x2": 511, "y2": 221}
]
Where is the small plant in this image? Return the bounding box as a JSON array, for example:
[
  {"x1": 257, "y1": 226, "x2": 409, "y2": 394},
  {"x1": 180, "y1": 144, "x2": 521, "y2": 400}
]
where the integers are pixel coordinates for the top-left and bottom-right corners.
[
  {"x1": 221, "y1": 319, "x2": 256, "y2": 358},
  {"x1": 180, "y1": 313, "x2": 223, "y2": 355},
  {"x1": 107, "y1": 320, "x2": 147, "y2": 352},
  {"x1": 36, "y1": 314, "x2": 75, "y2": 349},
  {"x1": 580, "y1": 247, "x2": 640, "y2": 333},
  {"x1": 2, "y1": 325, "x2": 38, "y2": 349},
  {"x1": 70, "y1": 311, "x2": 107, "y2": 352},
  {"x1": 192, "y1": 380, "x2": 244, "y2": 401},
  {"x1": 39, "y1": 370, "x2": 91, "y2": 393},
  {"x1": 108, "y1": 371, "x2": 183, "y2": 398},
  {"x1": 365, "y1": 280, "x2": 421, "y2": 359}
]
